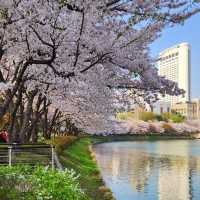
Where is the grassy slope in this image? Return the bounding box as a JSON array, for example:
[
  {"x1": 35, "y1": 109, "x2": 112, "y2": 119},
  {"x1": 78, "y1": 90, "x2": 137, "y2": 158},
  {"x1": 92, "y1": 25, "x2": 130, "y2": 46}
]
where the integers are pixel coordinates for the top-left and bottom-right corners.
[{"x1": 59, "y1": 137, "x2": 115, "y2": 200}]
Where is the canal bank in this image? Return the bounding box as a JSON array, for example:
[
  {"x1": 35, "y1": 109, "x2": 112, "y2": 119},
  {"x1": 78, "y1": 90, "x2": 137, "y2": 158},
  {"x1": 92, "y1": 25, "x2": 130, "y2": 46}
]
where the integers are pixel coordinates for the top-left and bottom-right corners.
[
  {"x1": 57, "y1": 134, "x2": 200, "y2": 200},
  {"x1": 57, "y1": 137, "x2": 115, "y2": 200},
  {"x1": 91, "y1": 132, "x2": 200, "y2": 144}
]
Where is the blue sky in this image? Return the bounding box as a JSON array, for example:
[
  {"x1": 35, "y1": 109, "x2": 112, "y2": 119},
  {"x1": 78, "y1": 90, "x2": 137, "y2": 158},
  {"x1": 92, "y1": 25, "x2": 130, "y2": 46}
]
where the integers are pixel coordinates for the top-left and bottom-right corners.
[{"x1": 150, "y1": 13, "x2": 200, "y2": 99}]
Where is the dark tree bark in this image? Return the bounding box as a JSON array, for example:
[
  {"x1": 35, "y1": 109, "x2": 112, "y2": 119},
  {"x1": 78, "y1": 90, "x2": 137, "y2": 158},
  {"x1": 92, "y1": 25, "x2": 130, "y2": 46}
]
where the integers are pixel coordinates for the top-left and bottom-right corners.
[
  {"x1": 43, "y1": 97, "x2": 49, "y2": 139},
  {"x1": 8, "y1": 83, "x2": 23, "y2": 142},
  {"x1": 0, "y1": 63, "x2": 29, "y2": 119},
  {"x1": 19, "y1": 90, "x2": 37, "y2": 143},
  {"x1": 26, "y1": 93, "x2": 44, "y2": 143},
  {"x1": 47, "y1": 108, "x2": 60, "y2": 139}
]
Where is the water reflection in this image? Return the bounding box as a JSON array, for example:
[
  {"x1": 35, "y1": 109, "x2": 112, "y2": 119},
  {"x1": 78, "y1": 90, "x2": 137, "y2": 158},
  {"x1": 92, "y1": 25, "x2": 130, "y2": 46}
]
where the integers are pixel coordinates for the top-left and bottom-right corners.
[{"x1": 93, "y1": 140, "x2": 200, "y2": 200}]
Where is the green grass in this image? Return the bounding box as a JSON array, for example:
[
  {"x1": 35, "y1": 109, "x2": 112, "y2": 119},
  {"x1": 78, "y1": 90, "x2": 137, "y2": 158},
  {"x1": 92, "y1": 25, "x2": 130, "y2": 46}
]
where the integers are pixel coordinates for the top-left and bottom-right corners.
[{"x1": 59, "y1": 137, "x2": 115, "y2": 200}]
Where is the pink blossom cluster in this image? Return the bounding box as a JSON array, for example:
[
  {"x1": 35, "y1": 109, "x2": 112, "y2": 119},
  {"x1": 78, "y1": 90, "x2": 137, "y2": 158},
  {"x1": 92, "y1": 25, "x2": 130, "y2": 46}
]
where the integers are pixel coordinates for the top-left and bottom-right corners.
[
  {"x1": 170, "y1": 122, "x2": 199, "y2": 134},
  {"x1": 185, "y1": 120, "x2": 200, "y2": 130},
  {"x1": 123, "y1": 120, "x2": 165, "y2": 134},
  {"x1": 96, "y1": 120, "x2": 200, "y2": 135}
]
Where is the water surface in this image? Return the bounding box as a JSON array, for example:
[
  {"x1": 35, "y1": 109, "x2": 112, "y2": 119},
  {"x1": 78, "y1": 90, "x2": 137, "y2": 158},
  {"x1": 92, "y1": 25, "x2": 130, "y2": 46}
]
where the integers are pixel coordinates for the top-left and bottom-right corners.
[{"x1": 93, "y1": 140, "x2": 200, "y2": 200}]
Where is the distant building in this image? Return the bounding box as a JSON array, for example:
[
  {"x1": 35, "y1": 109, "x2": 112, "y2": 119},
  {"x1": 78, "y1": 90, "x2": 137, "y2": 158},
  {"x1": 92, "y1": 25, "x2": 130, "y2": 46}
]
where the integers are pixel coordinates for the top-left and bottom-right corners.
[
  {"x1": 146, "y1": 101, "x2": 171, "y2": 115},
  {"x1": 133, "y1": 105, "x2": 146, "y2": 119},
  {"x1": 158, "y1": 43, "x2": 191, "y2": 105},
  {"x1": 172, "y1": 102, "x2": 196, "y2": 120},
  {"x1": 193, "y1": 99, "x2": 200, "y2": 119},
  {"x1": 172, "y1": 99, "x2": 200, "y2": 120}
]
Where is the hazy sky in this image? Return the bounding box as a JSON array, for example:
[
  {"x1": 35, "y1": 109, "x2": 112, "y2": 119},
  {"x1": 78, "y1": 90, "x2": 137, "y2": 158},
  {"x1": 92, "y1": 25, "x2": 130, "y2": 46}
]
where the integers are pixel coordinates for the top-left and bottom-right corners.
[{"x1": 150, "y1": 13, "x2": 200, "y2": 99}]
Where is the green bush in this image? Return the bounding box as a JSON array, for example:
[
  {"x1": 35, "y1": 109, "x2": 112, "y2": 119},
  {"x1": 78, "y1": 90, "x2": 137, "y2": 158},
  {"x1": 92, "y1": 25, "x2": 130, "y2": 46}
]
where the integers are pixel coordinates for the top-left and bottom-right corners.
[
  {"x1": 116, "y1": 111, "x2": 185, "y2": 123},
  {"x1": 116, "y1": 112, "x2": 135, "y2": 120},
  {"x1": 47, "y1": 136, "x2": 77, "y2": 154},
  {"x1": 155, "y1": 114, "x2": 163, "y2": 121},
  {"x1": 0, "y1": 165, "x2": 88, "y2": 200},
  {"x1": 156, "y1": 112, "x2": 185, "y2": 123},
  {"x1": 162, "y1": 112, "x2": 171, "y2": 122},
  {"x1": 139, "y1": 111, "x2": 156, "y2": 121},
  {"x1": 170, "y1": 113, "x2": 185, "y2": 123},
  {"x1": 116, "y1": 111, "x2": 157, "y2": 121}
]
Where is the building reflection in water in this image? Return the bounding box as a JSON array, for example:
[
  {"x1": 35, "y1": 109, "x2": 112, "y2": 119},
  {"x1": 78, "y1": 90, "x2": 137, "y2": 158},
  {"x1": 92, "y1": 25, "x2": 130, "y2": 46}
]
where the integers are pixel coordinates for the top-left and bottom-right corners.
[{"x1": 94, "y1": 141, "x2": 200, "y2": 200}]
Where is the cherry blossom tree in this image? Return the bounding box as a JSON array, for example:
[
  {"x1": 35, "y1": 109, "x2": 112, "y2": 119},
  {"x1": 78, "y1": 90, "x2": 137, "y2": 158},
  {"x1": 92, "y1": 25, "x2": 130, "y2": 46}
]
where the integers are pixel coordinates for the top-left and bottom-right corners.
[{"x1": 0, "y1": 0, "x2": 199, "y2": 142}]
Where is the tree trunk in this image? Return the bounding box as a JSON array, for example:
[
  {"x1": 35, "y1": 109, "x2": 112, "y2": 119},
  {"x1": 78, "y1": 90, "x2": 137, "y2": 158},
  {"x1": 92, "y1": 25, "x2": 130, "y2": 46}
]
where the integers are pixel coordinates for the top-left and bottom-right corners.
[
  {"x1": 43, "y1": 97, "x2": 49, "y2": 139},
  {"x1": 0, "y1": 63, "x2": 28, "y2": 118},
  {"x1": 8, "y1": 84, "x2": 23, "y2": 142},
  {"x1": 19, "y1": 90, "x2": 37, "y2": 143},
  {"x1": 26, "y1": 93, "x2": 43, "y2": 143}
]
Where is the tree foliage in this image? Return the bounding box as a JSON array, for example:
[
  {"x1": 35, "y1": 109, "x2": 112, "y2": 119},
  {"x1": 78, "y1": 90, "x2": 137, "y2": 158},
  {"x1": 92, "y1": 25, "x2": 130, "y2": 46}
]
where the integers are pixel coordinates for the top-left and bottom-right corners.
[{"x1": 0, "y1": 0, "x2": 199, "y2": 141}]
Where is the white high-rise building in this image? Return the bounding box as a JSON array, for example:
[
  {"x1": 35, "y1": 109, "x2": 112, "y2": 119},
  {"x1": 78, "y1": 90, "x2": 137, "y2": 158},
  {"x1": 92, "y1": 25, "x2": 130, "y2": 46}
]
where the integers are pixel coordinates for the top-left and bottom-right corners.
[{"x1": 158, "y1": 43, "x2": 191, "y2": 105}]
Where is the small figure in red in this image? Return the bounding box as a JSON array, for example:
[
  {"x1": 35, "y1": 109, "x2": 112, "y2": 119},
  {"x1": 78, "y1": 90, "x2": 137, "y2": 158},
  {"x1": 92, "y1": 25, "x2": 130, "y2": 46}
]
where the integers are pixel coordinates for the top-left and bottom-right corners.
[{"x1": 0, "y1": 131, "x2": 9, "y2": 143}]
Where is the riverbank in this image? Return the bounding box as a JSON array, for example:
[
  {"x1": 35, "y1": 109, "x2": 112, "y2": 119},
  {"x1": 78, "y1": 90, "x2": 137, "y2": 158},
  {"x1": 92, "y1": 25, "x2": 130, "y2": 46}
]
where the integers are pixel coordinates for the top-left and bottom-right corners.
[
  {"x1": 56, "y1": 133, "x2": 200, "y2": 200},
  {"x1": 58, "y1": 137, "x2": 115, "y2": 200},
  {"x1": 91, "y1": 132, "x2": 200, "y2": 144}
]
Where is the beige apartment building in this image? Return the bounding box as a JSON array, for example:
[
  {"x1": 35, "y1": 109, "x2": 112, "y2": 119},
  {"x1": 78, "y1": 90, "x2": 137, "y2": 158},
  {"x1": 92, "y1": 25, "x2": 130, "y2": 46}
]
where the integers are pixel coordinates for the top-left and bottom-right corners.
[
  {"x1": 172, "y1": 99, "x2": 200, "y2": 120},
  {"x1": 158, "y1": 43, "x2": 191, "y2": 105}
]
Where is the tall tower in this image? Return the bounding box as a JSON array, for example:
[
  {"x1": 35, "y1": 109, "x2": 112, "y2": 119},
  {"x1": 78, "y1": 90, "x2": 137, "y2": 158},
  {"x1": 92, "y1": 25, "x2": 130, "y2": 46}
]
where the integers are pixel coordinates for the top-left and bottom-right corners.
[{"x1": 158, "y1": 43, "x2": 191, "y2": 105}]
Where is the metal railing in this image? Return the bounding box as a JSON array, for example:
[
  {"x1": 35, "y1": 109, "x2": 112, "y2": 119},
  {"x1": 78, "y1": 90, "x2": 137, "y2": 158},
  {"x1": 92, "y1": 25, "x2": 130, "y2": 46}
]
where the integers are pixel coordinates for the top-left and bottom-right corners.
[{"x1": 0, "y1": 144, "x2": 56, "y2": 169}]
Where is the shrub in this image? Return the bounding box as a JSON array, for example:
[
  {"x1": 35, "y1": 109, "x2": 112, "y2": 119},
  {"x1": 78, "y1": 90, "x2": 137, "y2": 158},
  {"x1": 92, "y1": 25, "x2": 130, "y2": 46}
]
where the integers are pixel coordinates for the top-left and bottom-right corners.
[
  {"x1": 185, "y1": 120, "x2": 200, "y2": 129},
  {"x1": 155, "y1": 114, "x2": 163, "y2": 121},
  {"x1": 124, "y1": 120, "x2": 149, "y2": 134},
  {"x1": 116, "y1": 112, "x2": 135, "y2": 120},
  {"x1": 171, "y1": 123, "x2": 199, "y2": 133},
  {"x1": 149, "y1": 123, "x2": 164, "y2": 134},
  {"x1": 155, "y1": 112, "x2": 172, "y2": 122},
  {"x1": 116, "y1": 111, "x2": 157, "y2": 121},
  {"x1": 140, "y1": 112, "x2": 156, "y2": 122},
  {"x1": 0, "y1": 165, "x2": 88, "y2": 200},
  {"x1": 137, "y1": 121, "x2": 150, "y2": 134},
  {"x1": 162, "y1": 123, "x2": 176, "y2": 134},
  {"x1": 148, "y1": 123, "x2": 157, "y2": 133},
  {"x1": 161, "y1": 112, "x2": 171, "y2": 122},
  {"x1": 47, "y1": 136, "x2": 77, "y2": 154},
  {"x1": 170, "y1": 114, "x2": 185, "y2": 123},
  {"x1": 123, "y1": 120, "x2": 200, "y2": 135},
  {"x1": 155, "y1": 113, "x2": 185, "y2": 123}
]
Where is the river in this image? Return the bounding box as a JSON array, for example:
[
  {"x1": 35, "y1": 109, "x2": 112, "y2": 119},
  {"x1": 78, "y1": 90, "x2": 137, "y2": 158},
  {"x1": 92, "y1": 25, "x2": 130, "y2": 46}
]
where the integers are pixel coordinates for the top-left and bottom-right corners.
[{"x1": 93, "y1": 140, "x2": 200, "y2": 200}]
